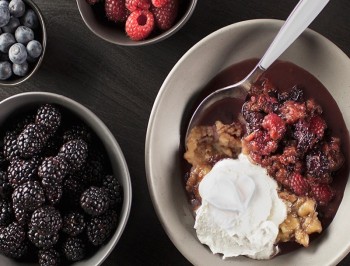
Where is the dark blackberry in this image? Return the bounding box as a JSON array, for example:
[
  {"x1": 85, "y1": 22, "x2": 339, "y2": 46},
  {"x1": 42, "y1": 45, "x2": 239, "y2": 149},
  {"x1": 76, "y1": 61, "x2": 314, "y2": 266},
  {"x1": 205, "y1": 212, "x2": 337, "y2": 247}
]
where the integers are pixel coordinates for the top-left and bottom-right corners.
[
  {"x1": 38, "y1": 248, "x2": 60, "y2": 266},
  {"x1": 58, "y1": 139, "x2": 88, "y2": 171},
  {"x1": 30, "y1": 206, "x2": 62, "y2": 233},
  {"x1": 87, "y1": 210, "x2": 118, "y2": 246},
  {"x1": 62, "y1": 211, "x2": 85, "y2": 236},
  {"x1": 2, "y1": 240, "x2": 28, "y2": 258},
  {"x1": 102, "y1": 175, "x2": 122, "y2": 208},
  {"x1": 3, "y1": 130, "x2": 20, "y2": 161},
  {"x1": 12, "y1": 181, "x2": 45, "y2": 224},
  {"x1": 62, "y1": 123, "x2": 91, "y2": 144},
  {"x1": 17, "y1": 123, "x2": 49, "y2": 158},
  {"x1": 43, "y1": 184, "x2": 63, "y2": 206},
  {"x1": 0, "y1": 199, "x2": 13, "y2": 226},
  {"x1": 0, "y1": 222, "x2": 26, "y2": 254},
  {"x1": 38, "y1": 156, "x2": 69, "y2": 186},
  {"x1": 80, "y1": 186, "x2": 110, "y2": 216},
  {"x1": 0, "y1": 171, "x2": 12, "y2": 199},
  {"x1": 7, "y1": 157, "x2": 40, "y2": 189},
  {"x1": 28, "y1": 228, "x2": 59, "y2": 249},
  {"x1": 62, "y1": 237, "x2": 85, "y2": 262},
  {"x1": 61, "y1": 176, "x2": 85, "y2": 208},
  {"x1": 36, "y1": 104, "x2": 61, "y2": 136}
]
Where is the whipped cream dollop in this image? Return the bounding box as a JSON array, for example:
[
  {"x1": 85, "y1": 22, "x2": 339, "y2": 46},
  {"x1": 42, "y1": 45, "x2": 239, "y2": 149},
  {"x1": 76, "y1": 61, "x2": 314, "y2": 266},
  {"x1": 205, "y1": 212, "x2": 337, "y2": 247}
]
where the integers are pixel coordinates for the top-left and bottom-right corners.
[{"x1": 194, "y1": 154, "x2": 287, "y2": 260}]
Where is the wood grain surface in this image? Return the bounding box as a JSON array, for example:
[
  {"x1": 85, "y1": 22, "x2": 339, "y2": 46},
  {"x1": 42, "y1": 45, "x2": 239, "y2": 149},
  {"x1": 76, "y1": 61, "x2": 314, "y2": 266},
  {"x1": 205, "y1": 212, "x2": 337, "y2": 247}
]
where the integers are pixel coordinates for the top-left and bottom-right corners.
[{"x1": 1, "y1": 0, "x2": 349, "y2": 265}]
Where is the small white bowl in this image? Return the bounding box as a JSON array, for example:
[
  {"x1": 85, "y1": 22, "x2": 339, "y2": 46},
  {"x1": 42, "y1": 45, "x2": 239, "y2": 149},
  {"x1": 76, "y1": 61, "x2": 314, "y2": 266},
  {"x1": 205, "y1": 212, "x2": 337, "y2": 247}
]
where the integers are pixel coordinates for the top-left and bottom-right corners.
[{"x1": 146, "y1": 19, "x2": 350, "y2": 266}]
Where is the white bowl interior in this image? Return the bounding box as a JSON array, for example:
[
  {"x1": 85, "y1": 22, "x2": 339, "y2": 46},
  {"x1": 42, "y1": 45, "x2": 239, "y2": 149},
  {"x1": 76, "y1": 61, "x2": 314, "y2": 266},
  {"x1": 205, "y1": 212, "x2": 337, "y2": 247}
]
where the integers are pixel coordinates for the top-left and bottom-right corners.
[
  {"x1": 146, "y1": 19, "x2": 350, "y2": 266},
  {"x1": 0, "y1": 92, "x2": 132, "y2": 266}
]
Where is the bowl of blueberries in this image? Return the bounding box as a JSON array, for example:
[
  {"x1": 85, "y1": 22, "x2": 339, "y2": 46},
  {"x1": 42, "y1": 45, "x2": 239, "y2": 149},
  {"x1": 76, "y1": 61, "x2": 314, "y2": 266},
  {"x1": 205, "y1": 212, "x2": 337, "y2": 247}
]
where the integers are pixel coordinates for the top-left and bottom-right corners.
[{"x1": 0, "y1": 0, "x2": 46, "y2": 85}]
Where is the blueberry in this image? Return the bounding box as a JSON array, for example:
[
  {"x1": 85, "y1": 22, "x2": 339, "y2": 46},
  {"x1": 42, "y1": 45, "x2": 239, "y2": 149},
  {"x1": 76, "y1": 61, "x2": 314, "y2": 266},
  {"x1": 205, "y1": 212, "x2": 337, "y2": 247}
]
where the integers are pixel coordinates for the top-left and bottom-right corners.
[
  {"x1": 26, "y1": 40, "x2": 41, "y2": 58},
  {"x1": 15, "y1": 25, "x2": 34, "y2": 44},
  {"x1": 0, "y1": 1, "x2": 8, "y2": 8},
  {"x1": 2, "y1": 16, "x2": 20, "y2": 33},
  {"x1": 0, "y1": 32, "x2": 15, "y2": 52},
  {"x1": 20, "y1": 9, "x2": 38, "y2": 29},
  {"x1": 9, "y1": 43, "x2": 27, "y2": 64},
  {"x1": 12, "y1": 61, "x2": 28, "y2": 76},
  {"x1": 0, "y1": 4, "x2": 10, "y2": 28},
  {"x1": 0, "y1": 61, "x2": 12, "y2": 80},
  {"x1": 9, "y1": 0, "x2": 25, "y2": 17}
]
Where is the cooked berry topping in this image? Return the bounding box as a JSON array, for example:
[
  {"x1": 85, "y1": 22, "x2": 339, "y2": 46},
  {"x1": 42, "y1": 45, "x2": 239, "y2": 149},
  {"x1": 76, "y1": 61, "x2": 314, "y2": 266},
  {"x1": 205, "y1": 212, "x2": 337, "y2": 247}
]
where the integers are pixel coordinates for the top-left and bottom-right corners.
[
  {"x1": 58, "y1": 139, "x2": 88, "y2": 171},
  {"x1": 30, "y1": 206, "x2": 62, "y2": 233},
  {"x1": 28, "y1": 228, "x2": 59, "y2": 249},
  {"x1": 0, "y1": 171, "x2": 12, "y2": 199},
  {"x1": 62, "y1": 237, "x2": 85, "y2": 261},
  {"x1": 7, "y1": 156, "x2": 40, "y2": 189},
  {"x1": 80, "y1": 186, "x2": 110, "y2": 216},
  {"x1": 38, "y1": 156, "x2": 69, "y2": 186},
  {"x1": 35, "y1": 104, "x2": 61, "y2": 136},
  {"x1": 3, "y1": 130, "x2": 20, "y2": 161},
  {"x1": 0, "y1": 199, "x2": 13, "y2": 226},
  {"x1": 38, "y1": 248, "x2": 60, "y2": 266},
  {"x1": 62, "y1": 123, "x2": 91, "y2": 144},
  {"x1": 87, "y1": 210, "x2": 117, "y2": 246},
  {"x1": 17, "y1": 123, "x2": 48, "y2": 158},
  {"x1": 102, "y1": 175, "x2": 122, "y2": 208},
  {"x1": 62, "y1": 211, "x2": 85, "y2": 237},
  {"x1": 0, "y1": 222, "x2": 26, "y2": 253}
]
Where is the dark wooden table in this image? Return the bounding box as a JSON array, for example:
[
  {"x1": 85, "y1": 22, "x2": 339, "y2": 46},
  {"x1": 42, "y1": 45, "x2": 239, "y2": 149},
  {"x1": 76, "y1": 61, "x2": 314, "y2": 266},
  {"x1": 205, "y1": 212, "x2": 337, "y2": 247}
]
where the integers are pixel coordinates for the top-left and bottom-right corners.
[{"x1": 1, "y1": 0, "x2": 349, "y2": 265}]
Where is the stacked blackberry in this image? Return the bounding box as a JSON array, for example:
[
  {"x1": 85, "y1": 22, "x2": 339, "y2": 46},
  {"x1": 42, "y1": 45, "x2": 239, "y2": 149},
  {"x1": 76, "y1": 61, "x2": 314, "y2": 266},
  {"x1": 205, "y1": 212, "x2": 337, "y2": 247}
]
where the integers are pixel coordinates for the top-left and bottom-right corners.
[{"x1": 0, "y1": 104, "x2": 123, "y2": 265}]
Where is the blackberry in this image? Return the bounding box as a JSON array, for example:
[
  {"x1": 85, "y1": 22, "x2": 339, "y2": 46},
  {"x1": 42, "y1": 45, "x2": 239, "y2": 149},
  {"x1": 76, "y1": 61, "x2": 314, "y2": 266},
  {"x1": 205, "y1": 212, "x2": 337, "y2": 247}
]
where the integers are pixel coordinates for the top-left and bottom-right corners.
[
  {"x1": 58, "y1": 139, "x2": 88, "y2": 171},
  {"x1": 62, "y1": 211, "x2": 85, "y2": 236},
  {"x1": 38, "y1": 248, "x2": 60, "y2": 266},
  {"x1": 12, "y1": 181, "x2": 45, "y2": 224},
  {"x1": 87, "y1": 210, "x2": 118, "y2": 246},
  {"x1": 30, "y1": 206, "x2": 62, "y2": 233},
  {"x1": 17, "y1": 123, "x2": 49, "y2": 158},
  {"x1": 3, "y1": 130, "x2": 20, "y2": 161},
  {"x1": 43, "y1": 184, "x2": 63, "y2": 206},
  {"x1": 102, "y1": 175, "x2": 122, "y2": 208},
  {"x1": 2, "y1": 240, "x2": 28, "y2": 258},
  {"x1": 38, "y1": 156, "x2": 69, "y2": 186},
  {"x1": 7, "y1": 156, "x2": 40, "y2": 189},
  {"x1": 28, "y1": 228, "x2": 59, "y2": 249},
  {"x1": 80, "y1": 186, "x2": 110, "y2": 216},
  {"x1": 0, "y1": 222, "x2": 26, "y2": 253},
  {"x1": 36, "y1": 104, "x2": 61, "y2": 136},
  {"x1": 0, "y1": 199, "x2": 13, "y2": 226},
  {"x1": 0, "y1": 171, "x2": 12, "y2": 199},
  {"x1": 62, "y1": 123, "x2": 91, "y2": 143},
  {"x1": 62, "y1": 237, "x2": 85, "y2": 261}
]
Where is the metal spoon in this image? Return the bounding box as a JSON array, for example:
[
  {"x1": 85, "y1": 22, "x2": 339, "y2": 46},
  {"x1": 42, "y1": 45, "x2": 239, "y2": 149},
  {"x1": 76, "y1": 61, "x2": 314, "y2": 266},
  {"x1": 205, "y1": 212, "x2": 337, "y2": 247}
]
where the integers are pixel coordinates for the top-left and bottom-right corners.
[{"x1": 186, "y1": 0, "x2": 329, "y2": 139}]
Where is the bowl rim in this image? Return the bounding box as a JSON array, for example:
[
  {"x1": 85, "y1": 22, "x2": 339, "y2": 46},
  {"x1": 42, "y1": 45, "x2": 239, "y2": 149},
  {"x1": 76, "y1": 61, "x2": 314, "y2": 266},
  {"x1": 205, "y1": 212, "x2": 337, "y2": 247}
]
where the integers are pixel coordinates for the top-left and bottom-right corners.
[
  {"x1": 76, "y1": 0, "x2": 198, "y2": 46},
  {"x1": 0, "y1": 0, "x2": 47, "y2": 87},
  {"x1": 0, "y1": 92, "x2": 132, "y2": 265},
  {"x1": 145, "y1": 18, "x2": 350, "y2": 266}
]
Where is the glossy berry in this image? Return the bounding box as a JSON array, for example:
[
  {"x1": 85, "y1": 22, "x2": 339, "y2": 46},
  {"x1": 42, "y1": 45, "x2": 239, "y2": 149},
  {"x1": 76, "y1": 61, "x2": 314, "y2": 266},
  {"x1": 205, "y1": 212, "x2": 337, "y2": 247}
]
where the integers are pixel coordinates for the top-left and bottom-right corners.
[
  {"x1": 63, "y1": 237, "x2": 86, "y2": 261},
  {"x1": 0, "y1": 4, "x2": 10, "y2": 27},
  {"x1": 151, "y1": 0, "x2": 168, "y2": 7},
  {"x1": 102, "y1": 175, "x2": 122, "y2": 207},
  {"x1": 62, "y1": 123, "x2": 91, "y2": 143},
  {"x1": 15, "y1": 25, "x2": 34, "y2": 44},
  {"x1": 0, "y1": 61, "x2": 12, "y2": 80},
  {"x1": 7, "y1": 157, "x2": 40, "y2": 189},
  {"x1": 125, "y1": 10, "x2": 154, "y2": 41},
  {"x1": 3, "y1": 130, "x2": 20, "y2": 161},
  {"x1": 21, "y1": 9, "x2": 39, "y2": 29},
  {"x1": 26, "y1": 39, "x2": 42, "y2": 58},
  {"x1": 105, "y1": 0, "x2": 128, "y2": 23},
  {"x1": 38, "y1": 249, "x2": 60, "y2": 266},
  {"x1": 17, "y1": 123, "x2": 48, "y2": 158},
  {"x1": 62, "y1": 211, "x2": 85, "y2": 236},
  {"x1": 38, "y1": 156, "x2": 69, "y2": 186},
  {"x1": 58, "y1": 139, "x2": 88, "y2": 171},
  {"x1": 151, "y1": 0, "x2": 178, "y2": 30},
  {"x1": 28, "y1": 228, "x2": 59, "y2": 249},
  {"x1": 2, "y1": 16, "x2": 20, "y2": 33},
  {"x1": 289, "y1": 173, "x2": 309, "y2": 196},
  {"x1": 12, "y1": 61, "x2": 28, "y2": 76},
  {"x1": 2, "y1": 240, "x2": 28, "y2": 258},
  {"x1": 125, "y1": 0, "x2": 150, "y2": 12},
  {"x1": 0, "y1": 32, "x2": 16, "y2": 52},
  {"x1": 9, "y1": 42, "x2": 27, "y2": 64},
  {"x1": 0, "y1": 222, "x2": 26, "y2": 253},
  {"x1": 30, "y1": 206, "x2": 62, "y2": 233},
  {"x1": 87, "y1": 210, "x2": 117, "y2": 246},
  {"x1": 80, "y1": 186, "x2": 110, "y2": 216},
  {"x1": 36, "y1": 104, "x2": 61, "y2": 135},
  {"x1": 9, "y1": 0, "x2": 25, "y2": 17}
]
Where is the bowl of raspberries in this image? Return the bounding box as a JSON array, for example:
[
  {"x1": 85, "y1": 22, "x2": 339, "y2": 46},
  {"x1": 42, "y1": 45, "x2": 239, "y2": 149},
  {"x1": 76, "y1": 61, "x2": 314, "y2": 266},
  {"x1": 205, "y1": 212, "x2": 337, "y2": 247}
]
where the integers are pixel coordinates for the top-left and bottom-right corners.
[
  {"x1": 0, "y1": 0, "x2": 46, "y2": 85},
  {"x1": 76, "y1": 0, "x2": 197, "y2": 45},
  {"x1": 0, "y1": 92, "x2": 132, "y2": 265}
]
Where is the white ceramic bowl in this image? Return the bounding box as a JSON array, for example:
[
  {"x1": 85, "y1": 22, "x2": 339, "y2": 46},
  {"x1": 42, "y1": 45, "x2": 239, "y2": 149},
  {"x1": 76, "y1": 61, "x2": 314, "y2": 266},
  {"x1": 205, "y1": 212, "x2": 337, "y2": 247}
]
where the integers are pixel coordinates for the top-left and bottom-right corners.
[
  {"x1": 146, "y1": 19, "x2": 350, "y2": 266},
  {"x1": 0, "y1": 92, "x2": 132, "y2": 266}
]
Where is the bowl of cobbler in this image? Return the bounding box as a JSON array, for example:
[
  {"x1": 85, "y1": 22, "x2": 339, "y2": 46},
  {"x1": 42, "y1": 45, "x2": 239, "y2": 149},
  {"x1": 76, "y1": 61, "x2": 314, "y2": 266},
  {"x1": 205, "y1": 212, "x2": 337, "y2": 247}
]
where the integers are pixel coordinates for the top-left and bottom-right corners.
[{"x1": 145, "y1": 19, "x2": 350, "y2": 265}]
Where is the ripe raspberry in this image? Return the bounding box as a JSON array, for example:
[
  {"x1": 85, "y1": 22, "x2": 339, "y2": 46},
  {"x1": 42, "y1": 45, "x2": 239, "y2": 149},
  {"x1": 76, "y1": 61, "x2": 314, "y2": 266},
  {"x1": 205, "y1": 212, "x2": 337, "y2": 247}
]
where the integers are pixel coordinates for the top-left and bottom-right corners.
[
  {"x1": 151, "y1": 0, "x2": 168, "y2": 8},
  {"x1": 151, "y1": 0, "x2": 178, "y2": 30},
  {"x1": 126, "y1": 0, "x2": 150, "y2": 12},
  {"x1": 125, "y1": 10, "x2": 154, "y2": 41},
  {"x1": 309, "y1": 115, "x2": 326, "y2": 139},
  {"x1": 289, "y1": 173, "x2": 309, "y2": 196},
  {"x1": 261, "y1": 113, "x2": 286, "y2": 140},
  {"x1": 105, "y1": 0, "x2": 128, "y2": 23},
  {"x1": 310, "y1": 183, "x2": 334, "y2": 206}
]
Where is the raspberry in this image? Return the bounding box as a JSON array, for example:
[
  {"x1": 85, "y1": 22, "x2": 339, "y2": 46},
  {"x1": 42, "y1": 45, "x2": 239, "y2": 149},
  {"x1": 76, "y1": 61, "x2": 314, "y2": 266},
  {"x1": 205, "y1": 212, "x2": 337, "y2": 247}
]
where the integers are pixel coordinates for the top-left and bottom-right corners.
[
  {"x1": 261, "y1": 113, "x2": 286, "y2": 140},
  {"x1": 126, "y1": 0, "x2": 151, "y2": 12},
  {"x1": 125, "y1": 10, "x2": 154, "y2": 41},
  {"x1": 309, "y1": 115, "x2": 326, "y2": 139},
  {"x1": 289, "y1": 173, "x2": 309, "y2": 196},
  {"x1": 279, "y1": 100, "x2": 307, "y2": 124},
  {"x1": 151, "y1": 0, "x2": 168, "y2": 8},
  {"x1": 151, "y1": 0, "x2": 178, "y2": 30},
  {"x1": 105, "y1": 0, "x2": 128, "y2": 23},
  {"x1": 310, "y1": 183, "x2": 334, "y2": 206}
]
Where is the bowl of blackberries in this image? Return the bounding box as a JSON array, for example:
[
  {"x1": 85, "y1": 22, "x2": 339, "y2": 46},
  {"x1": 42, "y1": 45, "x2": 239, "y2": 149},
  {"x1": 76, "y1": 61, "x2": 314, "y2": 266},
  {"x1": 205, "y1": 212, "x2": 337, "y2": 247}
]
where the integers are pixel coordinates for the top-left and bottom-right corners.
[
  {"x1": 0, "y1": 92, "x2": 132, "y2": 265},
  {"x1": 76, "y1": 0, "x2": 197, "y2": 45},
  {"x1": 0, "y1": 0, "x2": 46, "y2": 85}
]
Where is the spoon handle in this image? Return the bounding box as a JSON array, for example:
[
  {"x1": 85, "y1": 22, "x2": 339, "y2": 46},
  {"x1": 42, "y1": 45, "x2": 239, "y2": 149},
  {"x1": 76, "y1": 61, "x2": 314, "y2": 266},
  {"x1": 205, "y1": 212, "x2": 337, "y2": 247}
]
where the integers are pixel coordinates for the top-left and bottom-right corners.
[{"x1": 259, "y1": 0, "x2": 329, "y2": 70}]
